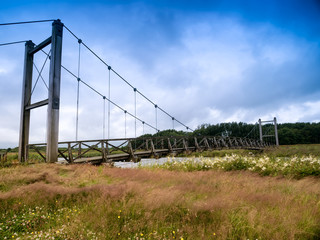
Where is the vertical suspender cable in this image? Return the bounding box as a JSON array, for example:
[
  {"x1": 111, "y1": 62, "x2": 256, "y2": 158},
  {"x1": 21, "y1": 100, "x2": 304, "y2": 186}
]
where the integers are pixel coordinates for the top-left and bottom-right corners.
[
  {"x1": 124, "y1": 110, "x2": 127, "y2": 138},
  {"x1": 76, "y1": 39, "x2": 82, "y2": 141},
  {"x1": 108, "y1": 66, "x2": 111, "y2": 139},
  {"x1": 103, "y1": 96, "x2": 106, "y2": 139},
  {"x1": 63, "y1": 24, "x2": 194, "y2": 132},
  {"x1": 76, "y1": 79, "x2": 79, "y2": 140},
  {"x1": 142, "y1": 121, "x2": 145, "y2": 135},
  {"x1": 155, "y1": 104, "x2": 158, "y2": 133},
  {"x1": 172, "y1": 117, "x2": 175, "y2": 130},
  {"x1": 134, "y1": 88, "x2": 137, "y2": 138}
]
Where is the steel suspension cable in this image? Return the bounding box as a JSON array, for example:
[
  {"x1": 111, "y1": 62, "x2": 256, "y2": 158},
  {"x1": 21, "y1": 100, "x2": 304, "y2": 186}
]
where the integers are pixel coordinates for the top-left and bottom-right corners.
[
  {"x1": 63, "y1": 24, "x2": 193, "y2": 132},
  {"x1": 113, "y1": 72, "x2": 193, "y2": 131},
  {"x1": 58, "y1": 63, "x2": 159, "y2": 132},
  {"x1": 0, "y1": 19, "x2": 55, "y2": 26},
  {"x1": 244, "y1": 122, "x2": 258, "y2": 139},
  {"x1": 39, "y1": 39, "x2": 161, "y2": 134},
  {"x1": 0, "y1": 40, "x2": 28, "y2": 46}
]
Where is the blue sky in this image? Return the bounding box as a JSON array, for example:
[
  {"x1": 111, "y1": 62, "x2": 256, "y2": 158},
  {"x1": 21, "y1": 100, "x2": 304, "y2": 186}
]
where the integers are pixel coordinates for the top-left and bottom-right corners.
[{"x1": 0, "y1": 0, "x2": 320, "y2": 147}]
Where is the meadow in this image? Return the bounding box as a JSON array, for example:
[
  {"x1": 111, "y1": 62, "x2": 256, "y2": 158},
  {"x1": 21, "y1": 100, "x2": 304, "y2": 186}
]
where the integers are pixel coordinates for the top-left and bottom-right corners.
[{"x1": 0, "y1": 145, "x2": 319, "y2": 239}]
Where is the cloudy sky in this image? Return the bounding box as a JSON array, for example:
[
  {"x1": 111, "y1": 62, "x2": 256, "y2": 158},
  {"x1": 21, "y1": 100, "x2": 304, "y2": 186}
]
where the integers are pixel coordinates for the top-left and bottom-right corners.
[{"x1": 0, "y1": 0, "x2": 320, "y2": 147}]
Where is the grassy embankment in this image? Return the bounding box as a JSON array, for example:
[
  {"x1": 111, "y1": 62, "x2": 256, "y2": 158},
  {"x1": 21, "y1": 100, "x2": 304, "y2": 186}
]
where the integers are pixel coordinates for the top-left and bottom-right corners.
[{"x1": 0, "y1": 144, "x2": 319, "y2": 239}]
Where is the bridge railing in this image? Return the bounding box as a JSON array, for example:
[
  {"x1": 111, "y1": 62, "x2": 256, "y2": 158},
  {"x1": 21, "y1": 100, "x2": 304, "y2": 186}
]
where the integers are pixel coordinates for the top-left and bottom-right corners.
[{"x1": 26, "y1": 135, "x2": 272, "y2": 163}]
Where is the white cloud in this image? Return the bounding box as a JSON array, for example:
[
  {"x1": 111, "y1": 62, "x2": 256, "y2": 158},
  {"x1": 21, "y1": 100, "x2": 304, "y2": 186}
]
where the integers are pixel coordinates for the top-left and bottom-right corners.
[
  {"x1": 261, "y1": 100, "x2": 320, "y2": 123},
  {"x1": 0, "y1": 6, "x2": 319, "y2": 148}
]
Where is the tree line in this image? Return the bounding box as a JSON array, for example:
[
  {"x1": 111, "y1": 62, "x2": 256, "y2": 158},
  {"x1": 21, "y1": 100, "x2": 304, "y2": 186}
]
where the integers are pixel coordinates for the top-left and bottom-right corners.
[{"x1": 142, "y1": 122, "x2": 320, "y2": 145}]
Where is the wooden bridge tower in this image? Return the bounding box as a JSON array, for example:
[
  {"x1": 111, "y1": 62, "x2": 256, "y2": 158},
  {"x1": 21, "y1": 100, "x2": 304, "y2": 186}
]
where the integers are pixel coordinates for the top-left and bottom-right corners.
[
  {"x1": 18, "y1": 19, "x2": 63, "y2": 163},
  {"x1": 258, "y1": 117, "x2": 279, "y2": 146}
]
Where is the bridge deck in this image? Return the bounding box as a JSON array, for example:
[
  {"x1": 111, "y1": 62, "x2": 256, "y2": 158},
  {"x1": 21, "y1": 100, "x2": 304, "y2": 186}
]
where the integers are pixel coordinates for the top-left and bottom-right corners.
[
  {"x1": 27, "y1": 136, "x2": 270, "y2": 164},
  {"x1": 72, "y1": 148, "x2": 181, "y2": 164}
]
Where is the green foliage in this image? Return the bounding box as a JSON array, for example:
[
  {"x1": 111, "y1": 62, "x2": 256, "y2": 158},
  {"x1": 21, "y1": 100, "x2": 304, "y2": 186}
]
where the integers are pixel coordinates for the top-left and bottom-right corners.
[
  {"x1": 154, "y1": 129, "x2": 191, "y2": 137},
  {"x1": 193, "y1": 122, "x2": 320, "y2": 145},
  {"x1": 137, "y1": 129, "x2": 190, "y2": 139}
]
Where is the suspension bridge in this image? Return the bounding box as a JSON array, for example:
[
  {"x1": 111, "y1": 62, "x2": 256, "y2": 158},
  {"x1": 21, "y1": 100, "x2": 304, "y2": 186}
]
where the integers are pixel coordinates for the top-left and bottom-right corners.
[{"x1": 0, "y1": 19, "x2": 278, "y2": 164}]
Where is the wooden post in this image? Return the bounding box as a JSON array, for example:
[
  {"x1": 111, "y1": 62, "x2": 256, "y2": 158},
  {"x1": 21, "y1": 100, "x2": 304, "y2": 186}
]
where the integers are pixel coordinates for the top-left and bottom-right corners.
[
  {"x1": 182, "y1": 138, "x2": 188, "y2": 151},
  {"x1": 46, "y1": 20, "x2": 63, "y2": 163},
  {"x1": 68, "y1": 143, "x2": 73, "y2": 163},
  {"x1": 258, "y1": 119, "x2": 263, "y2": 143},
  {"x1": 194, "y1": 137, "x2": 200, "y2": 151},
  {"x1": 78, "y1": 142, "x2": 82, "y2": 156},
  {"x1": 101, "y1": 141, "x2": 106, "y2": 162},
  {"x1": 106, "y1": 140, "x2": 109, "y2": 155},
  {"x1": 18, "y1": 41, "x2": 35, "y2": 162},
  {"x1": 168, "y1": 138, "x2": 173, "y2": 152},
  {"x1": 274, "y1": 117, "x2": 279, "y2": 146},
  {"x1": 150, "y1": 139, "x2": 155, "y2": 154},
  {"x1": 128, "y1": 140, "x2": 135, "y2": 160}
]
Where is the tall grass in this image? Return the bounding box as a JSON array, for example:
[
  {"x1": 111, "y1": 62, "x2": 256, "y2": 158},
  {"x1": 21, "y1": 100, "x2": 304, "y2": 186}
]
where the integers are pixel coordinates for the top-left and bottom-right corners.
[
  {"x1": 141, "y1": 154, "x2": 320, "y2": 178},
  {"x1": 0, "y1": 164, "x2": 320, "y2": 239}
]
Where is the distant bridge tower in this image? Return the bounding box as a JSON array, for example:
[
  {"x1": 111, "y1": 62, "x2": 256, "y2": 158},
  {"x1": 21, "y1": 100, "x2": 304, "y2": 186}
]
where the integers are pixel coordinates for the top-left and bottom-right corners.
[
  {"x1": 18, "y1": 19, "x2": 63, "y2": 163},
  {"x1": 258, "y1": 117, "x2": 279, "y2": 146}
]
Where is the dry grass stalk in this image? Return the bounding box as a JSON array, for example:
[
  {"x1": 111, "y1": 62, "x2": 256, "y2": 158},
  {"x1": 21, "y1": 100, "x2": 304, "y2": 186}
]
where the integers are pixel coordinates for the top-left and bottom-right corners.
[{"x1": 0, "y1": 164, "x2": 319, "y2": 239}]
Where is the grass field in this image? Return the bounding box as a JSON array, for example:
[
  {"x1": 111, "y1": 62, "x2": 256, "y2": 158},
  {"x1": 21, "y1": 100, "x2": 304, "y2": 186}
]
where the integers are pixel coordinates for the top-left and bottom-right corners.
[{"x1": 0, "y1": 145, "x2": 320, "y2": 239}]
